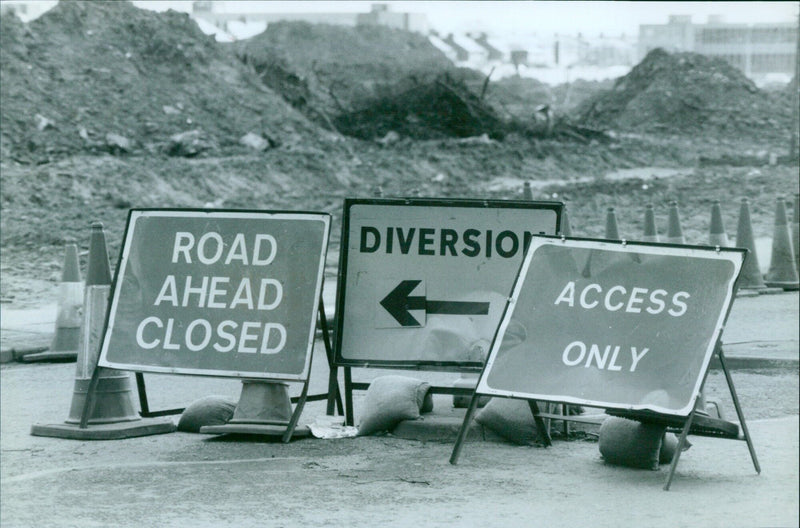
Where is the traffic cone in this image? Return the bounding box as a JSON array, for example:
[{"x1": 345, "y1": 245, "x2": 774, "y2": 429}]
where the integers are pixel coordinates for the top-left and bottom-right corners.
[
  {"x1": 709, "y1": 200, "x2": 730, "y2": 247},
  {"x1": 666, "y1": 201, "x2": 685, "y2": 244},
  {"x1": 200, "y1": 380, "x2": 310, "y2": 439},
  {"x1": 735, "y1": 198, "x2": 767, "y2": 290},
  {"x1": 22, "y1": 240, "x2": 83, "y2": 362},
  {"x1": 642, "y1": 204, "x2": 659, "y2": 242},
  {"x1": 31, "y1": 222, "x2": 175, "y2": 440},
  {"x1": 605, "y1": 207, "x2": 620, "y2": 239},
  {"x1": 791, "y1": 193, "x2": 799, "y2": 274},
  {"x1": 559, "y1": 205, "x2": 573, "y2": 236},
  {"x1": 764, "y1": 197, "x2": 799, "y2": 290},
  {"x1": 522, "y1": 181, "x2": 534, "y2": 201}
]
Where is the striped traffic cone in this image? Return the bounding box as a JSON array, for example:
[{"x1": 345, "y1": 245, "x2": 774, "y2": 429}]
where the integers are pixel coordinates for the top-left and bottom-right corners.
[
  {"x1": 735, "y1": 198, "x2": 767, "y2": 290},
  {"x1": 523, "y1": 181, "x2": 534, "y2": 201},
  {"x1": 764, "y1": 197, "x2": 799, "y2": 290},
  {"x1": 22, "y1": 240, "x2": 83, "y2": 362},
  {"x1": 31, "y1": 222, "x2": 176, "y2": 439},
  {"x1": 559, "y1": 205, "x2": 573, "y2": 237},
  {"x1": 642, "y1": 204, "x2": 659, "y2": 242},
  {"x1": 605, "y1": 207, "x2": 620, "y2": 240},
  {"x1": 709, "y1": 200, "x2": 730, "y2": 247},
  {"x1": 666, "y1": 201, "x2": 685, "y2": 244}
]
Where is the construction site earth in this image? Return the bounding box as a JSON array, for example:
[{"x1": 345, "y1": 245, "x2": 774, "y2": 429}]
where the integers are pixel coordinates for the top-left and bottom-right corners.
[{"x1": 1, "y1": 3, "x2": 798, "y2": 528}]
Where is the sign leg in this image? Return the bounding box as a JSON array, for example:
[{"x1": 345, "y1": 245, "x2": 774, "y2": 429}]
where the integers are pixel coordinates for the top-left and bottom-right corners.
[
  {"x1": 528, "y1": 400, "x2": 552, "y2": 446},
  {"x1": 450, "y1": 392, "x2": 481, "y2": 465},
  {"x1": 718, "y1": 347, "x2": 761, "y2": 473},
  {"x1": 135, "y1": 372, "x2": 150, "y2": 416},
  {"x1": 282, "y1": 377, "x2": 310, "y2": 443},
  {"x1": 344, "y1": 367, "x2": 355, "y2": 426},
  {"x1": 79, "y1": 366, "x2": 102, "y2": 429},
  {"x1": 318, "y1": 302, "x2": 343, "y2": 416},
  {"x1": 664, "y1": 408, "x2": 697, "y2": 491}
]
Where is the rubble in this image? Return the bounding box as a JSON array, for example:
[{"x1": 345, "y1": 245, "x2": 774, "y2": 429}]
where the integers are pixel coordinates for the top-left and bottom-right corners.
[
  {"x1": 0, "y1": 1, "x2": 322, "y2": 162},
  {"x1": 577, "y1": 48, "x2": 793, "y2": 140}
]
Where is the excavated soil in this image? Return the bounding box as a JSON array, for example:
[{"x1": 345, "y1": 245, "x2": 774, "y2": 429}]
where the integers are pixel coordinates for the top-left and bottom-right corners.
[{"x1": 1, "y1": 2, "x2": 798, "y2": 306}]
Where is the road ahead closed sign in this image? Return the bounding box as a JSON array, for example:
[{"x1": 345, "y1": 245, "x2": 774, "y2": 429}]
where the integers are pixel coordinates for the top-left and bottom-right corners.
[
  {"x1": 99, "y1": 209, "x2": 330, "y2": 380},
  {"x1": 477, "y1": 238, "x2": 745, "y2": 416},
  {"x1": 335, "y1": 198, "x2": 561, "y2": 369}
]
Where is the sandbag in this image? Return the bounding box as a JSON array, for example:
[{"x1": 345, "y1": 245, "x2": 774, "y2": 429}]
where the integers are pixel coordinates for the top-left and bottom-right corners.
[
  {"x1": 659, "y1": 432, "x2": 692, "y2": 464},
  {"x1": 475, "y1": 398, "x2": 538, "y2": 445},
  {"x1": 177, "y1": 395, "x2": 237, "y2": 433},
  {"x1": 357, "y1": 376, "x2": 431, "y2": 436},
  {"x1": 598, "y1": 416, "x2": 666, "y2": 470}
]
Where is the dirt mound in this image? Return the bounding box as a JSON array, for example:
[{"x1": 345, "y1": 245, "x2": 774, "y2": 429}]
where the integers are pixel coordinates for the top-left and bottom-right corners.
[
  {"x1": 236, "y1": 21, "x2": 454, "y2": 124},
  {"x1": 332, "y1": 73, "x2": 512, "y2": 140},
  {"x1": 577, "y1": 48, "x2": 793, "y2": 139},
  {"x1": 0, "y1": 1, "x2": 323, "y2": 163}
]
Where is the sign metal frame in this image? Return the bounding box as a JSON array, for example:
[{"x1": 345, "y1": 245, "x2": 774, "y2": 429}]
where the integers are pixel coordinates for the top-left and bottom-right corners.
[
  {"x1": 85, "y1": 208, "x2": 339, "y2": 442},
  {"x1": 449, "y1": 235, "x2": 759, "y2": 490},
  {"x1": 333, "y1": 197, "x2": 563, "y2": 425}
]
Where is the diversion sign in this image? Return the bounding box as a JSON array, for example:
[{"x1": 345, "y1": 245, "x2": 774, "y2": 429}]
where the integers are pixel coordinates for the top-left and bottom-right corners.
[
  {"x1": 335, "y1": 198, "x2": 561, "y2": 369},
  {"x1": 98, "y1": 209, "x2": 330, "y2": 381},
  {"x1": 477, "y1": 238, "x2": 745, "y2": 416}
]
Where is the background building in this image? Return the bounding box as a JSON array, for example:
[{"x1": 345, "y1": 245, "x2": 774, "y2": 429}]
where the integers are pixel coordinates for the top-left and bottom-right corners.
[{"x1": 639, "y1": 15, "x2": 798, "y2": 84}]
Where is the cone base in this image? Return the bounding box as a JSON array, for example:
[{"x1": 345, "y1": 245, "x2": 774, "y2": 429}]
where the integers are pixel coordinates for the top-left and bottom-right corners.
[
  {"x1": 19, "y1": 350, "x2": 77, "y2": 363},
  {"x1": 764, "y1": 280, "x2": 800, "y2": 290},
  {"x1": 199, "y1": 423, "x2": 311, "y2": 438},
  {"x1": 30, "y1": 417, "x2": 175, "y2": 440}
]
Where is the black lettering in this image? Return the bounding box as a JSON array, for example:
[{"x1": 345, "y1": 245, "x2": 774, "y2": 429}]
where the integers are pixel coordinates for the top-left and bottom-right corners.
[
  {"x1": 463, "y1": 229, "x2": 481, "y2": 257},
  {"x1": 360, "y1": 226, "x2": 380, "y2": 253},
  {"x1": 523, "y1": 232, "x2": 535, "y2": 255},
  {"x1": 486, "y1": 230, "x2": 493, "y2": 258},
  {"x1": 496, "y1": 230, "x2": 519, "y2": 258},
  {"x1": 397, "y1": 227, "x2": 416, "y2": 254},
  {"x1": 386, "y1": 227, "x2": 394, "y2": 254},
  {"x1": 418, "y1": 228, "x2": 435, "y2": 256},
  {"x1": 440, "y1": 229, "x2": 458, "y2": 256}
]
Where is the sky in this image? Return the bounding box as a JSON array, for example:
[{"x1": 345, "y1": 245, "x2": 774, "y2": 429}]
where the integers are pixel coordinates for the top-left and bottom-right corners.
[{"x1": 134, "y1": 1, "x2": 799, "y2": 36}]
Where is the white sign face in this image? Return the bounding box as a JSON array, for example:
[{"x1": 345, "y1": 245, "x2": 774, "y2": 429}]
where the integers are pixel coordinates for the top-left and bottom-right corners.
[
  {"x1": 477, "y1": 238, "x2": 745, "y2": 416},
  {"x1": 335, "y1": 198, "x2": 562, "y2": 370},
  {"x1": 98, "y1": 209, "x2": 330, "y2": 381}
]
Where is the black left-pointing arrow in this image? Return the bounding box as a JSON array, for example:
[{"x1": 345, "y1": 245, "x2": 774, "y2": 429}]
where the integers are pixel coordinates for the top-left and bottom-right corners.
[{"x1": 380, "y1": 280, "x2": 490, "y2": 327}]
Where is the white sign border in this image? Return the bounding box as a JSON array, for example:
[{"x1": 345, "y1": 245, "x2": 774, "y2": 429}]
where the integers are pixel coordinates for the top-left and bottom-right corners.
[
  {"x1": 476, "y1": 236, "x2": 744, "y2": 417},
  {"x1": 98, "y1": 209, "x2": 331, "y2": 381}
]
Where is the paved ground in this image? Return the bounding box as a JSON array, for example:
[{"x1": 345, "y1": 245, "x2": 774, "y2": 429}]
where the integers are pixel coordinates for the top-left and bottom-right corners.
[{"x1": 0, "y1": 289, "x2": 797, "y2": 527}]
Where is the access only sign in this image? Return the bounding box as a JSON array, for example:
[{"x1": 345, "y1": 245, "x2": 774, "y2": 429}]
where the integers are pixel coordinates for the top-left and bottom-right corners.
[
  {"x1": 98, "y1": 209, "x2": 330, "y2": 380},
  {"x1": 477, "y1": 237, "x2": 745, "y2": 416}
]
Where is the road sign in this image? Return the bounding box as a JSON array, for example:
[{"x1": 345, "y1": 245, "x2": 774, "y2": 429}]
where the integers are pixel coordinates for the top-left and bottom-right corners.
[
  {"x1": 335, "y1": 198, "x2": 562, "y2": 369},
  {"x1": 98, "y1": 209, "x2": 330, "y2": 381},
  {"x1": 477, "y1": 237, "x2": 745, "y2": 416}
]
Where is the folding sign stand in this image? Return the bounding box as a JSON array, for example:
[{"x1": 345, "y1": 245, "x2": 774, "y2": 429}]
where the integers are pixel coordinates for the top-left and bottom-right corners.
[
  {"x1": 447, "y1": 235, "x2": 758, "y2": 490},
  {"x1": 88, "y1": 208, "x2": 336, "y2": 443},
  {"x1": 332, "y1": 197, "x2": 564, "y2": 427},
  {"x1": 450, "y1": 339, "x2": 761, "y2": 490},
  {"x1": 134, "y1": 299, "x2": 344, "y2": 421},
  {"x1": 606, "y1": 340, "x2": 760, "y2": 490}
]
